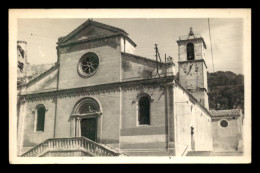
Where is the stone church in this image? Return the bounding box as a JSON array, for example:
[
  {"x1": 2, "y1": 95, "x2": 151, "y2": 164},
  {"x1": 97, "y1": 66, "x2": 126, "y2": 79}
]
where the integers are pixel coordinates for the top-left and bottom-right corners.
[{"x1": 16, "y1": 19, "x2": 243, "y2": 157}]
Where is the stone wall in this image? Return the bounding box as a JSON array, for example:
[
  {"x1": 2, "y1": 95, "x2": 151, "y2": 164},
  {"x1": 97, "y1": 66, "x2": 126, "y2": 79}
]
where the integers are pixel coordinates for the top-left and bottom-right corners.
[
  {"x1": 55, "y1": 93, "x2": 121, "y2": 146},
  {"x1": 121, "y1": 53, "x2": 173, "y2": 82},
  {"x1": 19, "y1": 99, "x2": 56, "y2": 154},
  {"x1": 58, "y1": 36, "x2": 122, "y2": 90},
  {"x1": 120, "y1": 86, "x2": 168, "y2": 151},
  {"x1": 19, "y1": 91, "x2": 122, "y2": 154},
  {"x1": 179, "y1": 61, "x2": 206, "y2": 90}
]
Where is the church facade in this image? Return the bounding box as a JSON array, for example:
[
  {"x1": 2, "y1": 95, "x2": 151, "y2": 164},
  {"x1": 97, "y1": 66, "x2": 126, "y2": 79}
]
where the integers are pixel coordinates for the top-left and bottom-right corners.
[{"x1": 17, "y1": 19, "x2": 240, "y2": 157}]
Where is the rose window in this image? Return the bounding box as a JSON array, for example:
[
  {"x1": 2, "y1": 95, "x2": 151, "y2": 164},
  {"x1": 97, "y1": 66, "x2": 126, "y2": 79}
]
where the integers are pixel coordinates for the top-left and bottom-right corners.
[{"x1": 78, "y1": 53, "x2": 99, "y2": 77}]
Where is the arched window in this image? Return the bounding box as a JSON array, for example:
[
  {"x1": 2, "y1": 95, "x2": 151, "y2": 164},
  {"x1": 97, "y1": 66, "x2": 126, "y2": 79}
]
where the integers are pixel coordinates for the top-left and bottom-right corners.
[
  {"x1": 187, "y1": 43, "x2": 195, "y2": 60},
  {"x1": 138, "y1": 96, "x2": 150, "y2": 125},
  {"x1": 36, "y1": 106, "x2": 46, "y2": 132}
]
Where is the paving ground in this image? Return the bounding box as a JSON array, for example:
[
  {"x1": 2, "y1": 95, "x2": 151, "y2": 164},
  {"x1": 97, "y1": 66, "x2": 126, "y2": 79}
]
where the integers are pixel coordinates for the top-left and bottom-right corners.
[{"x1": 186, "y1": 151, "x2": 243, "y2": 156}]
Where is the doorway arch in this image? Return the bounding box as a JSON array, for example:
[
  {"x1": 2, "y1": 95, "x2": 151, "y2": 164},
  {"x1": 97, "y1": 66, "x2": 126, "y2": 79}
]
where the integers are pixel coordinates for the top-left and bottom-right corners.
[{"x1": 70, "y1": 97, "x2": 102, "y2": 142}]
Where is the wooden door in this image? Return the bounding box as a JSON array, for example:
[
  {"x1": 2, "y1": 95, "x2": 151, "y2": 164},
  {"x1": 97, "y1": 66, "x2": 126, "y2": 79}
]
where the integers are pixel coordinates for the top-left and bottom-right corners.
[{"x1": 81, "y1": 118, "x2": 96, "y2": 142}]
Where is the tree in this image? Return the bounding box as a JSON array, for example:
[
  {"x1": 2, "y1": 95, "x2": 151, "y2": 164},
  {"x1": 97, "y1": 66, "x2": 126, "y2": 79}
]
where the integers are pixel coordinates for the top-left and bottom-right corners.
[
  {"x1": 175, "y1": 70, "x2": 244, "y2": 112},
  {"x1": 207, "y1": 71, "x2": 244, "y2": 112}
]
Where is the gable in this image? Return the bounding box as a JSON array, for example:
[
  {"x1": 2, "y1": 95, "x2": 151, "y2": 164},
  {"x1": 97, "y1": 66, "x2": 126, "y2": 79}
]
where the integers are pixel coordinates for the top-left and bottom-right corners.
[
  {"x1": 58, "y1": 20, "x2": 129, "y2": 46},
  {"x1": 63, "y1": 25, "x2": 117, "y2": 44}
]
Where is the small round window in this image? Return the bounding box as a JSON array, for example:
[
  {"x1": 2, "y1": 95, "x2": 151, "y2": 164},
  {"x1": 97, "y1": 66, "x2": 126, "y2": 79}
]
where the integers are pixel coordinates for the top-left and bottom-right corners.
[
  {"x1": 78, "y1": 52, "x2": 99, "y2": 77},
  {"x1": 220, "y1": 119, "x2": 228, "y2": 128}
]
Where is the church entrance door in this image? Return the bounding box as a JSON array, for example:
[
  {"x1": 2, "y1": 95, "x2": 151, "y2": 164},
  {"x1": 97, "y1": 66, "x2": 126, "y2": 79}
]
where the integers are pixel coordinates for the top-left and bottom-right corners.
[{"x1": 81, "y1": 118, "x2": 97, "y2": 142}]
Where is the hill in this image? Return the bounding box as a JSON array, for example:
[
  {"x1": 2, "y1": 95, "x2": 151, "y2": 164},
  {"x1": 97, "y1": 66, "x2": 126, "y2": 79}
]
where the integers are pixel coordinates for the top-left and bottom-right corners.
[
  {"x1": 175, "y1": 71, "x2": 244, "y2": 112},
  {"x1": 207, "y1": 71, "x2": 244, "y2": 112}
]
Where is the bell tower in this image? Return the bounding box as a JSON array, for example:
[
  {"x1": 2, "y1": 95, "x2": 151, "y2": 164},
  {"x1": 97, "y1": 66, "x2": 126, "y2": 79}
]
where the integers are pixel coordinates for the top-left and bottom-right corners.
[{"x1": 177, "y1": 28, "x2": 209, "y2": 109}]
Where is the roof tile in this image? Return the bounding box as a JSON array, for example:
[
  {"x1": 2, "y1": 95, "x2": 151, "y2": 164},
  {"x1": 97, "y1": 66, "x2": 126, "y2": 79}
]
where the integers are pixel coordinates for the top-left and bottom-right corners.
[{"x1": 209, "y1": 109, "x2": 241, "y2": 117}]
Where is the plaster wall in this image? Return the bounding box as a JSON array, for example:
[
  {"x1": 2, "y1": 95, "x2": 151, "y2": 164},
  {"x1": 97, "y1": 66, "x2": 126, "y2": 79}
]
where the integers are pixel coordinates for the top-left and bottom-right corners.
[
  {"x1": 211, "y1": 117, "x2": 243, "y2": 151},
  {"x1": 174, "y1": 85, "x2": 213, "y2": 156}
]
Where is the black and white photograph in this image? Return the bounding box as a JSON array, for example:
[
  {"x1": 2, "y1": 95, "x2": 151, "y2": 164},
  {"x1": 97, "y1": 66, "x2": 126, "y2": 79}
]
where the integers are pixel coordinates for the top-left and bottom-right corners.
[{"x1": 9, "y1": 9, "x2": 251, "y2": 164}]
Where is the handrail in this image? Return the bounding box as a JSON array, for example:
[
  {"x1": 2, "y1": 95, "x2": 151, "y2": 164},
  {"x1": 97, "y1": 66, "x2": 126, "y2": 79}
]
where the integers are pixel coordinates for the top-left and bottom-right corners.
[{"x1": 21, "y1": 137, "x2": 124, "y2": 157}]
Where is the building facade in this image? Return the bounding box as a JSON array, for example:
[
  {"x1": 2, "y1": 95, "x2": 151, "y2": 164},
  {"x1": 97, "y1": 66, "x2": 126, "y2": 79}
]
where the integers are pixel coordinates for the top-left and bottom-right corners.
[{"x1": 16, "y1": 19, "x2": 241, "y2": 157}]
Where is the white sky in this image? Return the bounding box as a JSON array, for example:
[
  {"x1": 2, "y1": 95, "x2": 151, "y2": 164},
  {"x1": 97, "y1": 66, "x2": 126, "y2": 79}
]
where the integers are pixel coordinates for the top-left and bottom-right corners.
[{"x1": 18, "y1": 18, "x2": 244, "y2": 74}]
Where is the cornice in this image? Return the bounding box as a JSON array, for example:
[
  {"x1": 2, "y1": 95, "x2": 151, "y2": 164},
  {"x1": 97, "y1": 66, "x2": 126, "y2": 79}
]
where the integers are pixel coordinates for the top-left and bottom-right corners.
[
  {"x1": 21, "y1": 76, "x2": 175, "y2": 102},
  {"x1": 176, "y1": 37, "x2": 207, "y2": 49},
  {"x1": 58, "y1": 33, "x2": 136, "y2": 48},
  {"x1": 178, "y1": 59, "x2": 208, "y2": 69},
  {"x1": 58, "y1": 33, "x2": 121, "y2": 47}
]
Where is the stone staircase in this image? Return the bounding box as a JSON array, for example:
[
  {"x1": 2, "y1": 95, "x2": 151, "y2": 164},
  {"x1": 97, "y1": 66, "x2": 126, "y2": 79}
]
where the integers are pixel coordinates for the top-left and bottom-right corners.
[{"x1": 21, "y1": 137, "x2": 127, "y2": 157}]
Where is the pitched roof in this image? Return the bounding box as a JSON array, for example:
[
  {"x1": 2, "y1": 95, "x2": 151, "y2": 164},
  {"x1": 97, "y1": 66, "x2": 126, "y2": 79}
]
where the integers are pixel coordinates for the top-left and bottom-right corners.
[
  {"x1": 58, "y1": 19, "x2": 129, "y2": 45},
  {"x1": 209, "y1": 109, "x2": 241, "y2": 117}
]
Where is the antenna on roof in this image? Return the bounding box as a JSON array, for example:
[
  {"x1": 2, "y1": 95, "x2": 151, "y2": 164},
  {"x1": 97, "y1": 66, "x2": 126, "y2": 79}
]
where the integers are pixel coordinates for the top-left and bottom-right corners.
[{"x1": 155, "y1": 44, "x2": 162, "y2": 77}]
